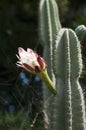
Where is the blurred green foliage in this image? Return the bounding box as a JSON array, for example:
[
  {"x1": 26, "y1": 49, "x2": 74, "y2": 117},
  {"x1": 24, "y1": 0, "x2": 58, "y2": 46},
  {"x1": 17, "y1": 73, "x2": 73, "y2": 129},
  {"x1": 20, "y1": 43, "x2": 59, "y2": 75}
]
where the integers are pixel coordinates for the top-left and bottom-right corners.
[
  {"x1": 0, "y1": 0, "x2": 86, "y2": 129},
  {"x1": 0, "y1": 109, "x2": 30, "y2": 130}
]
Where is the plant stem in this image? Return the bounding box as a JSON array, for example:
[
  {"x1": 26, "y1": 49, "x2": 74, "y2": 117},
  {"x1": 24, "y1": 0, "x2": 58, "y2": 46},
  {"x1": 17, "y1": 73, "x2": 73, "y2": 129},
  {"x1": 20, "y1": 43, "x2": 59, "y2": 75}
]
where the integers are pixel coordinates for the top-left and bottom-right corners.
[{"x1": 37, "y1": 69, "x2": 57, "y2": 94}]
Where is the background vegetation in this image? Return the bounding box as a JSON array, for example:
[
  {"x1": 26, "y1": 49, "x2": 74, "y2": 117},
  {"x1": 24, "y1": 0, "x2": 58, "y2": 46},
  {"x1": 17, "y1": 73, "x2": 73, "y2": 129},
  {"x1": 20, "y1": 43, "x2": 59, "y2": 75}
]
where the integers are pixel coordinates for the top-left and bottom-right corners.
[{"x1": 0, "y1": 0, "x2": 86, "y2": 129}]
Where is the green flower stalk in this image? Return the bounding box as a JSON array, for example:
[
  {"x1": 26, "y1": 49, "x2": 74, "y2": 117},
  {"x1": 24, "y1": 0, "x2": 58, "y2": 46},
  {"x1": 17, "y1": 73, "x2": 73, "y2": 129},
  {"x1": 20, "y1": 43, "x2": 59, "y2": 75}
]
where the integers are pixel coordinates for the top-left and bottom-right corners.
[
  {"x1": 37, "y1": 69, "x2": 56, "y2": 94},
  {"x1": 16, "y1": 47, "x2": 56, "y2": 94}
]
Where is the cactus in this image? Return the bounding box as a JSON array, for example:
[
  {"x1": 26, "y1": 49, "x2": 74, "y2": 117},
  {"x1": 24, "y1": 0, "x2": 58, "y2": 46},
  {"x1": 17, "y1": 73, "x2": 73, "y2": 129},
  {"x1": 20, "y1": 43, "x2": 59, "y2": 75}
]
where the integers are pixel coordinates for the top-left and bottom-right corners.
[
  {"x1": 39, "y1": 0, "x2": 61, "y2": 46},
  {"x1": 39, "y1": 0, "x2": 61, "y2": 78},
  {"x1": 39, "y1": 0, "x2": 86, "y2": 130},
  {"x1": 53, "y1": 28, "x2": 86, "y2": 130},
  {"x1": 75, "y1": 25, "x2": 86, "y2": 41},
  {"x1": 39, "y1": 1, "x2": 62, "y2": 129}
]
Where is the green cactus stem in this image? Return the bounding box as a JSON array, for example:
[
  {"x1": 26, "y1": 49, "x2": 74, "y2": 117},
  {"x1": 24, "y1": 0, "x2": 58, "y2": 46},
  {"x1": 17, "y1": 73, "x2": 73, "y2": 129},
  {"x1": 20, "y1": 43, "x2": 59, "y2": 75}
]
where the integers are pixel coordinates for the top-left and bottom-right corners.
[
  {"x1": 39, "y1": 1, "x2": 61, "y2": 129},
  {"x1": 75, "y1": 25, "x2": 86, "y2": 41},
  {"x1": 39, "y1": 0, "x2": 86, "y2": 130},
  {"x1": 39, "y1": 0, "x2": 61, "y2": 46},
  {"x1": 39, "y1": 0, "x2": 61, "y2": 80},
  {"x1": 37, "y1": 69, "x2": 57, "y2": 94},
  {"x1": 53, "y1": 28, "x2": 86, "y2": 130}
]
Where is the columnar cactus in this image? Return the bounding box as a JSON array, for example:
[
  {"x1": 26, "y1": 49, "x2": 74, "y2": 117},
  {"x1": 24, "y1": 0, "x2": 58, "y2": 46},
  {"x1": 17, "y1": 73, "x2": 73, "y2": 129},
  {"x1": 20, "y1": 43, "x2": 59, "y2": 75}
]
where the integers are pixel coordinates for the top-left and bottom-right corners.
[
  {"x1": 53, "y1": 28, "x2": 86, "y2": 130},
  {"x1": 75, "y1": 25, "x2": 86, "y2": 41},
  {"x1": 39, "y1": 1, "x2": 61, "y2": 127},
  {"x1": 39, "y1": 0, "x2": 86, "y2": 130},
  {"x1": 39, "y1": 1, "x2": 62, "y2": 128},
  {"x1": 39, "y1": 0, "x2": 61, "y2": 79}
]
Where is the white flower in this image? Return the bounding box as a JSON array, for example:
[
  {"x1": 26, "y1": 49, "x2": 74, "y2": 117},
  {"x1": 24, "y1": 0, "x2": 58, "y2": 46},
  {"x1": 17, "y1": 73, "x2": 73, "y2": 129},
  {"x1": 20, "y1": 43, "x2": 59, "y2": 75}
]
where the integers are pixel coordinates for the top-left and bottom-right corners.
[
  {"x1": 16, "y1": 47, "x2": 56, "y2": 94},
  {"x1": 16, "y1": 47, "x2": 47, "y2": 74}
]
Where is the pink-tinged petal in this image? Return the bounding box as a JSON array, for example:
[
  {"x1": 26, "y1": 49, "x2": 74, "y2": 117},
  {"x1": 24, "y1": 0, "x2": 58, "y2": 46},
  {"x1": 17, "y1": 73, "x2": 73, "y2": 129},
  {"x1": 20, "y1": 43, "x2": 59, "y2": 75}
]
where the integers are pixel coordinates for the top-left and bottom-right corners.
[
  {"x1": 37, "y1": 56, "x2": 46, "y2": 69},
  {"x1": 18, "y1": 47, "x2": 26, "y2": 52},
  {"x1": 27, "y1": 48, "x2": 35, "y2": 57},
  {"x1": 18, "y1": 47, "x2": 27, "y2": 57},
  {"x1": 27, "y1": 48, "x2": 34, "y2": 54},
  {"x1": 18, "y1": 48, "x2": 30, "y2": 63},
  {"x1": 18, "y1": 47, "x2": 25, "y2": 53},
  {"x1": 27, "y1": 48, "x2": 38, "y2": 59},
  {"x1": 23, "y1": 63, "x2": 35, "y2": 74}
]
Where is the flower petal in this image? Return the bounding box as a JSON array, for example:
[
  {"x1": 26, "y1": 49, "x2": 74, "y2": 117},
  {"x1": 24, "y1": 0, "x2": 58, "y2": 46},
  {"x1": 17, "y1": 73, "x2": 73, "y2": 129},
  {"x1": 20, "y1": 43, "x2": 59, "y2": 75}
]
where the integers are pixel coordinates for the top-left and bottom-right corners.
[
  {"x1": 27, "y1": 48, "x2": 38, "y2": 59},
  {"x1": 18, "y1": 47, "x2": 24, "y2": 53},
  {"x1": 18, "y1": 47, "x2": 28, "y2": 60},
  {"x1": 37, "y1": 56, "x2": 47, "y2": 69},
  {"x1": 23, "y1": 63, "x2": 35, "y2": 74}
]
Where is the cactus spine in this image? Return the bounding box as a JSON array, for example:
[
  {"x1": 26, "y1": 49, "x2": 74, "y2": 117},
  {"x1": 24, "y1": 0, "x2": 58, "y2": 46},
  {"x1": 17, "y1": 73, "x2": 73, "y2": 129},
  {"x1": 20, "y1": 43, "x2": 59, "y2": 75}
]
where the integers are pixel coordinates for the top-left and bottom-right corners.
[{"x1": 39, "y1": 0, "x2": 86, "y2": 130}]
